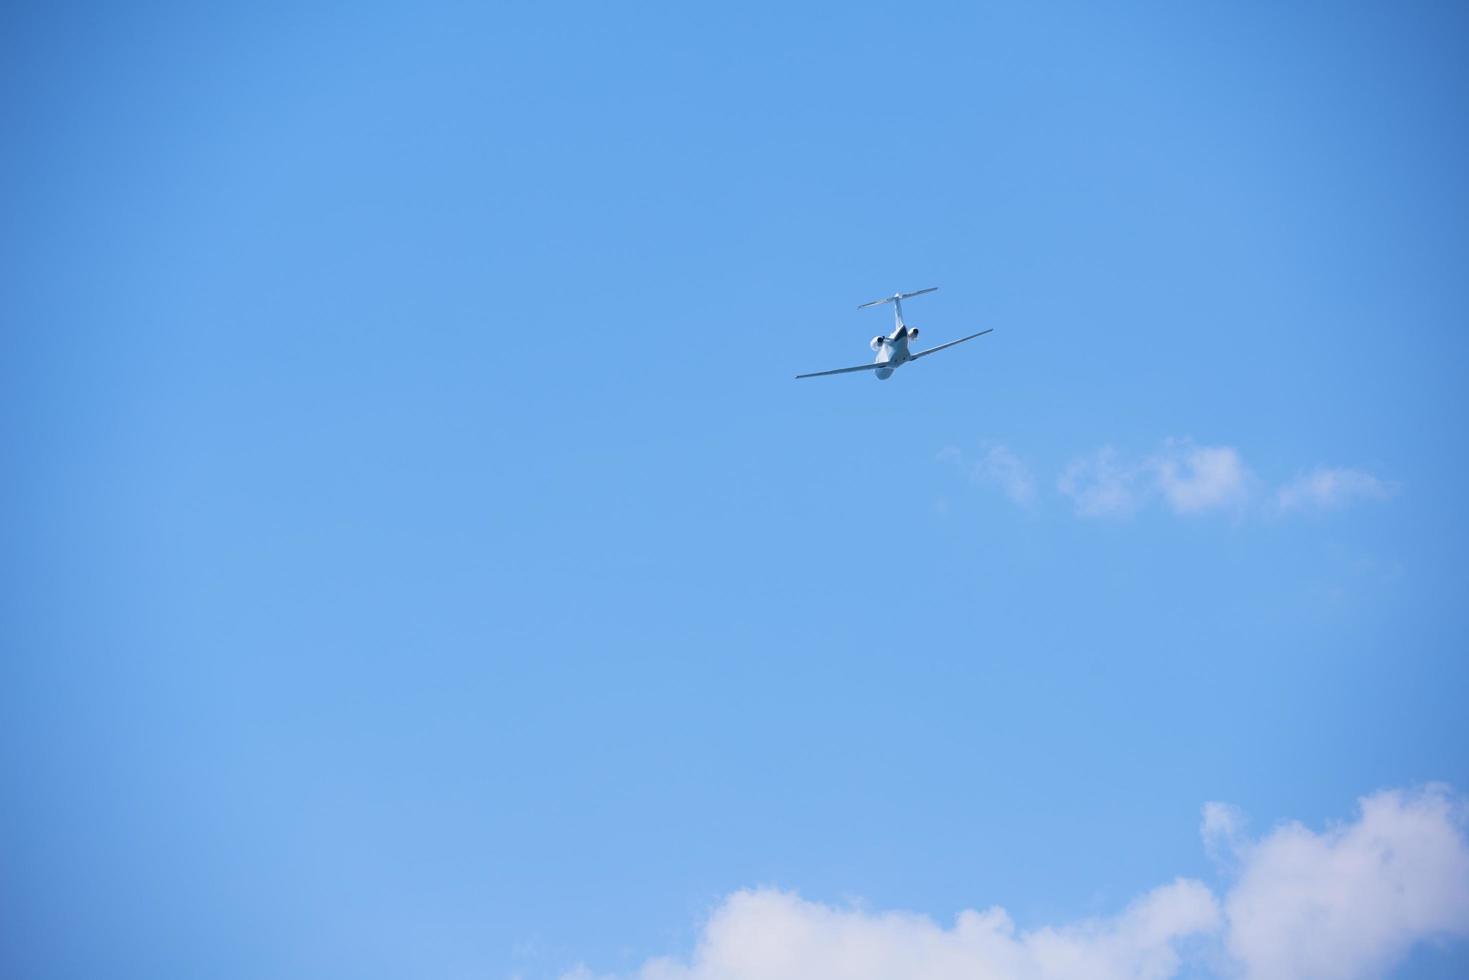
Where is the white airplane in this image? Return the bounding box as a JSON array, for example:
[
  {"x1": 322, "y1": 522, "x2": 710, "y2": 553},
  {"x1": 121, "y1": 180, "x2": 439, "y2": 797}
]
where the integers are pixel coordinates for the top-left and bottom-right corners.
[{"x1": 795, "y1": 287, "x2": 992, "y2": 380}]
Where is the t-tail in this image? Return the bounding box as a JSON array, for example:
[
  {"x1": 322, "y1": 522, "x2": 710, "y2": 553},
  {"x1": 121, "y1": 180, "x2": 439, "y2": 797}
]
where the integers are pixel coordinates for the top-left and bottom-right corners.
[{"x1": 857, "y1": 286, "x2": 938, "y2": 330}]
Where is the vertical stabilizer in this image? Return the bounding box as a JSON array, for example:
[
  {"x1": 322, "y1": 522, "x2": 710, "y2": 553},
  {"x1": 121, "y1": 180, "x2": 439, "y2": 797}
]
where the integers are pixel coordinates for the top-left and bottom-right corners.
[{"x1": 857, "y1": 287, "x2": 938, "y2": 331}]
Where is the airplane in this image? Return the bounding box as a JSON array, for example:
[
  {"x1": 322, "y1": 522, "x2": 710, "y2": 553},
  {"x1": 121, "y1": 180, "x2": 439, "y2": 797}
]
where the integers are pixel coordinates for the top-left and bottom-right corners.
[{"x1": 795, "y1": 287, "x2": 992, "y2": 380}]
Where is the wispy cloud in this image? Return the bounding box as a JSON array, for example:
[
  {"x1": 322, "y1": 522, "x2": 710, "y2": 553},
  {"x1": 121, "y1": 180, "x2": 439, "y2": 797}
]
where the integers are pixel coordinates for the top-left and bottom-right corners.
[
  {"x1": 1056, "y1": 445, "x2": 1144, "y2": 518},
  {"x1": 1056, "y1": 439, "x2": 1250, "y2": 518},
  {"x1": 939, "y1": 442, "x2": 1036, "y2": 506},
  {"x1": 1151, "y1": 440, "x2": 1251, "y2": 515},
  {"x1": 1200, "y1": 801, "x2": 1247, "y2": 868},
  {"x1": 569, "y1": 786, "x2": 1469, "y2": 980},
  {"x1": 1047, "y1": 440, "x2": 1391, "y2": 520},
  {"x1": 1276, "y1": 466, "x2": 1394, "y2": 513}
]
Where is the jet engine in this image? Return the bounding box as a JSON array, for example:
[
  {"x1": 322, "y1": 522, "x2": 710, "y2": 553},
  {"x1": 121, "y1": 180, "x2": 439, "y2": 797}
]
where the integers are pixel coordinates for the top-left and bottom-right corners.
[
  {"x1": 907, "y1": 327, "x2": 920, "y2": 340},
  {"x1": 870, "y1": 336, "x2": 886, "y2": 351}
]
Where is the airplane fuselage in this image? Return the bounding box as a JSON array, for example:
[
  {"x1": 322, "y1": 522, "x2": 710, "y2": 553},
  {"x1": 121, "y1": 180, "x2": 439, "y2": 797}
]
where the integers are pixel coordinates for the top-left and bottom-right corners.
[{"x1": 873, "y1": 326, "x2": 916, "y2": 380}]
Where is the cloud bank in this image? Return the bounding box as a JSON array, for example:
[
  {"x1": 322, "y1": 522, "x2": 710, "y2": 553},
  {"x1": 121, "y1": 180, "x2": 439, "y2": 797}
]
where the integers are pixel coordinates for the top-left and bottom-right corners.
[
  {"x1": 568, "y1": 787, "x2": 1469, "y2": 980},
  {"x1": 1221, "y1": 787, "x2": 1469, "y2": 980}
]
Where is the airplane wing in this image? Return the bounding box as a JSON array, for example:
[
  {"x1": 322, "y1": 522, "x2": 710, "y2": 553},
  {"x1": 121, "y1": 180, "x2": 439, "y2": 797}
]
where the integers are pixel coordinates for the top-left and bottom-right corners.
[
  {"x1": 795, "y1": 361, "x2": 888, "y2": 379},
  {"x1": 910, "y1": 328, "x2": 993, "y2": 361}
]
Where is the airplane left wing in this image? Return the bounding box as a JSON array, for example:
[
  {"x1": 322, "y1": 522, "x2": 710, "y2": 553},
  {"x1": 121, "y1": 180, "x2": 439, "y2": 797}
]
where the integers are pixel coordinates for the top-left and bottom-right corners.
[
  {"x1": 795, "y1": 361, "x2": 889, "y2": 379},
  {"x1": 909, "y1": 328, "x2": 993, "y2": 360}
]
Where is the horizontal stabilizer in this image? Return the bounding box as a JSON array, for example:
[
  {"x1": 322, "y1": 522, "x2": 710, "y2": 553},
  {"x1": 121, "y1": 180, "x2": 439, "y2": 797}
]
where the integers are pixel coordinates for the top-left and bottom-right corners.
[{"x1": 857, "y1": 286, "x2": 938, "y2": 310}]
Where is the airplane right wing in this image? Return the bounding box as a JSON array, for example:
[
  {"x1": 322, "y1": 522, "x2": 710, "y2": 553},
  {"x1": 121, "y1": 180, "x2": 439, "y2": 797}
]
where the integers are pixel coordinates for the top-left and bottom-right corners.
[
  {"x1": 909, "y1": 328, "x2": 993, "y2": 361},
  {"x1": 795, "y1": 361, "x2": 888, "y2": 380}
]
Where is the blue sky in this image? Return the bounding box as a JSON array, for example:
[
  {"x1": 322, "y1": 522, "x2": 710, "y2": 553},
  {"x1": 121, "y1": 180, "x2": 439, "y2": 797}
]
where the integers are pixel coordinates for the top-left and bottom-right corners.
[{"x1": 4, "y1": 2, "x2": 1468, "y2": 978}]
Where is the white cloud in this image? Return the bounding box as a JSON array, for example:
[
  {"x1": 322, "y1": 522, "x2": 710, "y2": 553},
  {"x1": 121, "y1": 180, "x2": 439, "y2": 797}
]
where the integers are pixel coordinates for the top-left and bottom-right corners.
[
  {"x1": 1201, "y1": 801, "x2": 1247, "y2": 868},
  {"x1": 1056, "y1": 440, "x2": 1250, "y2": 518},
  {"x1": 957, "y1": 438, "x2": 1393, "y2": 521},
  {"x1": 1057, "y1": 446, "x2": 1143, "y2": 518},
  {"x1": 1149, "y1": 440, "x2": 1251, "y2": 515},
  {"x1": 630, "y1": 880, "x2": 1218, "y2": 980},
  {"x1": 575, "y1": 787, "x2": 1469, "y2": 980},
  {"x1": 939, "y1": 442, "x2": 1036, "y2": 506},
  {"x1": 1221, "y1": 786, "x2": 1469, "y2": 980},
  {"x1": 973, "y1": 442, "x2": 1037, "y2": 506},
  {"x1": 1276, "y1": 467, "x2": 1393, "y2": 513}
]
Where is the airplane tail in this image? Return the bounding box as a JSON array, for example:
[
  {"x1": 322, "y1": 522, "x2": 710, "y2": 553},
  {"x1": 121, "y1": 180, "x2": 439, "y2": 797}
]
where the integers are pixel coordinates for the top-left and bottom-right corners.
[{"x1": 857, "y1": 286, "x2": 937, "y2": 328}]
